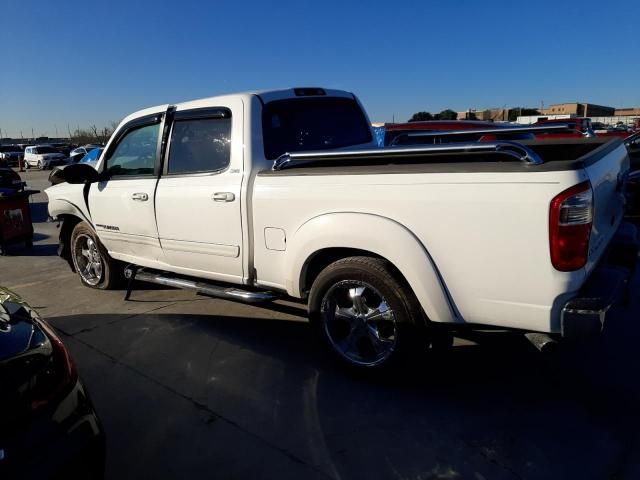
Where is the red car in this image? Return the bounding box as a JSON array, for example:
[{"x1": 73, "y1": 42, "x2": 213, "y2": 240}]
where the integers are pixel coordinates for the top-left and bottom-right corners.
[
  {"x1": 532, "y1": 117, "x2": 596, "y2": 139},
  {"x1": 384, "y1": 120, "x2": 535, "y2": 146},
  {"x1": 533, "y1": 117, "x2": 635, "y2": 140}
]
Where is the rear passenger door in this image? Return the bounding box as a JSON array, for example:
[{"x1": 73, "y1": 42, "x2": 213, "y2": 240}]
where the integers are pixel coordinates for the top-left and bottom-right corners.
[{"x1": 155, "y1": 102, "x2": 244, "y2": 283}]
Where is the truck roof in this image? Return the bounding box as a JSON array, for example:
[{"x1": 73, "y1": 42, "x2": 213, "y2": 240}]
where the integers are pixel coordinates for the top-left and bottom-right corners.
[{"x1": 119, "y1": 87, "x2": 355, "y2": 126}]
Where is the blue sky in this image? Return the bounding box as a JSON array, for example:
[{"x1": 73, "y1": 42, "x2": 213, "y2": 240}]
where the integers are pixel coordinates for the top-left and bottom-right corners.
[{"x1": 1, "y1": 0, "x2": 638, "y2": 137}]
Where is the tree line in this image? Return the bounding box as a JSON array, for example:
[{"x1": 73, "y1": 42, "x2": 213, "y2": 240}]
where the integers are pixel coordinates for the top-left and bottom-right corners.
[
  {"x1": 408, "y1": 110, "x2": 458, "y2": 122},
  {"x1": 408, "y1": 107, "x2": 540, "y2": 123},
  {"x1": 67, "y1": 122, "x2": 119, "y2": 145}
]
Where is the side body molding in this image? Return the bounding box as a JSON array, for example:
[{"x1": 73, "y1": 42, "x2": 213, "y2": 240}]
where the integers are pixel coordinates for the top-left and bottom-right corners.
[{"x1": 285, "y1": 212, "x2": 458, "y2": 324}]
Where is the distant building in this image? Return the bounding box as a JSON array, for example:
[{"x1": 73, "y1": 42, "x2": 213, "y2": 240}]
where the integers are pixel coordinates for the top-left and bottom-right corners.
[
  {"x1": 516, "y1": 114, "x2": 572, "y2": 125},
  {"x1": 457, "y1": 108, "x2": 509, "y2": 121},
  {"x1": 615, "y1": 107, "x2": 640, "y2": 116},
  {"x1": 542, "y1": 102, "x2": 614, "y2": 117}
]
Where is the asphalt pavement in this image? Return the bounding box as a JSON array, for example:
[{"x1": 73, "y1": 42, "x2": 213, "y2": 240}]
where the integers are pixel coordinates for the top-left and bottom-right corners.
[{"x1": 1, "y1": 168, "x2": 640, "y2": 480}]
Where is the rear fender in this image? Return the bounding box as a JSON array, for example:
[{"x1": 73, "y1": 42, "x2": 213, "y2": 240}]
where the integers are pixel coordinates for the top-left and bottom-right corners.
[{"x1": 285, "y1": 212, "x2": 458, "y2": 323}]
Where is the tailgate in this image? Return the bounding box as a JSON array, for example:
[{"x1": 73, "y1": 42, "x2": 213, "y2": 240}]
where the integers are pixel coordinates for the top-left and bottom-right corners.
[{"x1": 584, "y1": 141, "x2": 629, "y2": 270}]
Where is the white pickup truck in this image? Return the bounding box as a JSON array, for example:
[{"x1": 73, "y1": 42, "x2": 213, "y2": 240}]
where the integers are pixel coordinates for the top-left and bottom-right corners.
[{"x1": 46, "y1": 87, "x2": 638, "y2": 369}]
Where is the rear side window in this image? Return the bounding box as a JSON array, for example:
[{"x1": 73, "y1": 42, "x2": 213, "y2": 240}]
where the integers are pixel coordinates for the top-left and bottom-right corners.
[
  {"x1": 262, "y1": 97, "x2": 372, "y2": 160},
  {"x1": 106, "y1": 123, "x2": 159, "y2": 177},
  {"x1": 167, "y1": 116, "x2": 231, "y2": 174}
]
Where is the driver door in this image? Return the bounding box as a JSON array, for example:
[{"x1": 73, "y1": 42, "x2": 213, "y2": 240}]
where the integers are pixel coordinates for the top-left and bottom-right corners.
[{"x1": 89, "y1": 112, "x2": 165, "y2": 266}]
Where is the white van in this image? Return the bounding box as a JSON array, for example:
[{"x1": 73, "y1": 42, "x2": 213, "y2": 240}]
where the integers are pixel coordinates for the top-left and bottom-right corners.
[{"x1": 24, "y1": 145, "x2": 66, "y2": 170}]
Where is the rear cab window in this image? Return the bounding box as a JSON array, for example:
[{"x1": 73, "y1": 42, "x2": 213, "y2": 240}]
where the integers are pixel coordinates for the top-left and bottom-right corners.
[{"x1": 262, "y1": 97, "x2": 372, "y2": 160}]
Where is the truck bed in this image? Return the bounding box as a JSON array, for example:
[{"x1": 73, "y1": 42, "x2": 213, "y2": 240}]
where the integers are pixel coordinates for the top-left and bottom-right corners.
[
  {"x1": 260, "y1": 138, "x2": 622, "y2": 176},
  {"x1": 253, "y1": 137, "x2": 629, "y2": 334}
]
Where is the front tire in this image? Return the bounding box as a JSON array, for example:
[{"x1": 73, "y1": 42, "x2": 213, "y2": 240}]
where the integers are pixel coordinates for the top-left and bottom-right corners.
[
  {"x1": 308, "y1": 256, "x2": 425, "y2": 370},
  {"x1": 70, "y1": 222, "x2": 120, "y2": 289}
]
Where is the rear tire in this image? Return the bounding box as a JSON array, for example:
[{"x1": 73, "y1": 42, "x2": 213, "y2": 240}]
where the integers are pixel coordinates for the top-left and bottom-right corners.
[
  {"x1": 70, "y1": 222, "x2": 121, "y2": 289},
  {"x1": 38, "y1": 160, "x2": 45, "y2": 170},
  {"x1": 308, "y1": 256, "x2": 426, "y2": 370}
]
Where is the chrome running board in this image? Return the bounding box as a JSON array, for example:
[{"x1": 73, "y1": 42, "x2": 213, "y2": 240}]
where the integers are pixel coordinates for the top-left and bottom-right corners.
[{"x1": 123, "y1": 266, "x2": 277, "y2": 303}]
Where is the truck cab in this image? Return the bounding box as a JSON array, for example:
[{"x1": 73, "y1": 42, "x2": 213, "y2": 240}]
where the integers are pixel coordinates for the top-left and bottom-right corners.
[{"x1": 50, "y1": 88, "x2": 376, "y2": 285}]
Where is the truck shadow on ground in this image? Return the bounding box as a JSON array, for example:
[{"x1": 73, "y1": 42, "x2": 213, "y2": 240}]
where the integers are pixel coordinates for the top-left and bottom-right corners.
[
  {"x1": 3, "y1": 238, "x2": 56, "y2": 256},
  {"x1": 50, "y1": 308, "x2": 640, "y2": 480}
]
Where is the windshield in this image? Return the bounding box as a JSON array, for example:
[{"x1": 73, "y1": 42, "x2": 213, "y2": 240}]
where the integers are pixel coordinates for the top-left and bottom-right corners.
[
  {"x1": 34, "y1": 147, "x2": 57, "y2": 154},
  {"x1": 262, "y1": 97, "x2": 372, "y2": 160},
  {"x1": 81, "y1": 148, "x2": 103, "y2": 163}
]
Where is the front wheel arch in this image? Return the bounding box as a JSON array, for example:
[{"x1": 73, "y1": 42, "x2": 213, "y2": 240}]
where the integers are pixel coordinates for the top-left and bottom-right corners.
[{"x1": 58, "y1": 215, "x2": 83, "y2": 270}]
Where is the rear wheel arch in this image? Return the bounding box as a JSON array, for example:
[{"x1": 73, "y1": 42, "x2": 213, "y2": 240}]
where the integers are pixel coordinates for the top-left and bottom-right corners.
[{"x1": 286, "y1": 212, "x2": 457, "y2": 324}]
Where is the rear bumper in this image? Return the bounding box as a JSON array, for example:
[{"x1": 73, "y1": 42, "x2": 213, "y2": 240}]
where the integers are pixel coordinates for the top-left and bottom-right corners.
[{"x1": 561, "y1": 222, "x2": 639, "y2": 338}]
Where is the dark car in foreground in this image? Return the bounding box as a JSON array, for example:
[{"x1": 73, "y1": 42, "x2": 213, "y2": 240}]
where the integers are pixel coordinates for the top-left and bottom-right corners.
[
  {"x1": 0, "y1": 168, "x2": 25, "y2": 190},
  {"x1": 0, "y1": 288, "x2": 105, "y2": 479}
]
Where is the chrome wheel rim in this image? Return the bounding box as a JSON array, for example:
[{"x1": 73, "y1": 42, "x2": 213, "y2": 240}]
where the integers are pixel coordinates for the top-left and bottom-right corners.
[
  {"x1": 72, "y1": 234, "x2": 103, "y2": 286},
  {"x1": 320, "y1": 280, "x2": 397, "y2": 366}
]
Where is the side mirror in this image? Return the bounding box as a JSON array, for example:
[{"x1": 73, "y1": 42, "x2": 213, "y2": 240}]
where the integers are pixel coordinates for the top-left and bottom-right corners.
[{"x1": 53, "y1": 163, "x2": 100, "y2": 185}]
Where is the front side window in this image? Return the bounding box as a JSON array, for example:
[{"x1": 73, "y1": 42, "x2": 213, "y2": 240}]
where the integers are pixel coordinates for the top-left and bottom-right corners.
[
  {"x1": 167, "y1": 116, "x2": 231, "y2": 174},
  {"x1": 106, "y1": 123, "x2": 159, "y2": 176}
]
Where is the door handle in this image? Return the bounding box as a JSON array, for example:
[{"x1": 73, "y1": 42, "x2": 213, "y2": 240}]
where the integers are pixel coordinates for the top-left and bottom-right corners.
[
  {"x1": 212, "y1": 192, "x2": 235, "y2": 202},
  {"x1": 131, "y1": 192, "x2": 149, "y2": 201}
]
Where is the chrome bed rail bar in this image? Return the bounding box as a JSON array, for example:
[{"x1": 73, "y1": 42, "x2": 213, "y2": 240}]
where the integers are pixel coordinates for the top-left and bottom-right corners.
[{"x1": 272, "y1": 141, "x2": 544, "y2": 171}]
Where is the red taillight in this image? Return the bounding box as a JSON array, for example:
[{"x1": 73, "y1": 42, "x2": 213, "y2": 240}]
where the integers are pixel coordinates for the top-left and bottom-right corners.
[
  {"x1": 549, "y1": 181, "x2": 593, "y2": 271},
  {"x1": 30, "y1": 319, "x2": 78, "y2": 412}
]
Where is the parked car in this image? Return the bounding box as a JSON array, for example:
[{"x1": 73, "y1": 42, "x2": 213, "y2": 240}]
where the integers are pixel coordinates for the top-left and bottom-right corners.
[
  {"x1": 50, "y1": 143, "x2": 74, "y2": 156},
  {"x1": 68, "y1": 145, "x2": 102, "y2": 164},
  {"x1": 0, "y1": 145, "x2": 24, "y2": 168},
  {"x1": 49, "y1": 148, "x2": 103, "y2": 185},
  {"x1": 0, "y1": 168, "x2": 25, "y2": 190},
  {"x1": 46, "y1": 87, "x2": 637, "y2": 371},
  {"x1": 533, "y1": 117, "x2": 596, "y2": 139},
  {"x1": 24, "y1": 145, "x2": 67, "y2": 170},
  {"x1": 0, "y1": 287, "x2": 105, "y2": 478},
  {"x1": 384, "y1": 120, "x2": 535, "y2": 146}
]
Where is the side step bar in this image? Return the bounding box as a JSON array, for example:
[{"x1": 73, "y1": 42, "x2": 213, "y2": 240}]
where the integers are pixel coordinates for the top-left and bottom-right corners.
[{"x1": 123, "y1": 266, "x2": 277, "y2": 303}]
